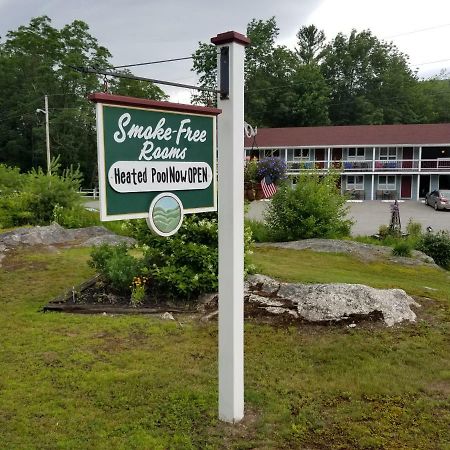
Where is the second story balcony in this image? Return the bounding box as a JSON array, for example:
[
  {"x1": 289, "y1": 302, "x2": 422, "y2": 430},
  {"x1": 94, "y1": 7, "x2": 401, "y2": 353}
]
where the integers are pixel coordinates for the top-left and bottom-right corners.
[{"x1": 286, "y1": 158, "x2": 450, "y2": 174}]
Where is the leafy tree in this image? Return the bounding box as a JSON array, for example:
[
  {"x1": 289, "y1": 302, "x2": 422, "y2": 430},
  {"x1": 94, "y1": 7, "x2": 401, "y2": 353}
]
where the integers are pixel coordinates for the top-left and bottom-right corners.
[
  {"x1": 417, "y1": 72, "x2": 450, "y2": 123},
  {"x1": 0, "y1": 16, "x2": 166, "y2": 186},
  {"x1": 295, "y1": 24, "x2": 326, "y2": 65},
  {"x1": 192, "y1": 17, "x2": 330, "y2": 127},
  {"x1": 321, "y1": 29, "x2": 427, "y2": 125}
]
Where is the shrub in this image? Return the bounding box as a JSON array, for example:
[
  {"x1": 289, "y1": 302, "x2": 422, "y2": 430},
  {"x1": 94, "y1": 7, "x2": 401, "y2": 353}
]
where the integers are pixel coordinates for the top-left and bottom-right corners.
[
  {"x1": 244, "y1": 159, "x2": 258, "y2": 183},
  {"x1": 245, "y1": 219, "x2": 273, "y2": 243},
  {"x1": 0, "y1": 164, "x2": 23, "y2": 194},
  {"x1": 417, "y1": 231, "x2": 450, "y2": 269},
  {"x1": 392, "y1": 241, "x2": 412, "y2": 257},
  {"x1": 89, "y1": 243, "x2": 144, "y2": 292},
  {"x1": 53, "y1": 204, "x2": 100, "y2": 228},
  {"x1": 90, "y1": 213, "x2": 255, "y2": 302},
  {"x1": 264, "y1": 170, "x2": 352, "y2": 241},
  {"x1": 406, "y1": 219, "x2": 422, "y2": 238},
  {"x1": 22, "y1": 161, "x2": 83, "y2": 224},
  {"x1": 256, "y1": 157, "x2": 287, "y2": 183},
  {"x1": 0, "y1": 159, "x2": 83, "y2": 227}
]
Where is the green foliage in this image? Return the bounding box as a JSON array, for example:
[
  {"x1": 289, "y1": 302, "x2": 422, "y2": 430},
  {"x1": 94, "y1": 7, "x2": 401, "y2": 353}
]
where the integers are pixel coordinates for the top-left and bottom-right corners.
[
  {"x1": 406, "y1": 219, "x2": 422, "y2": 238},
  {"x1": 0, "y1": 164, "x2": 23, "y2": 193},
  {"x1": 53, "y1": 204, "x2": 99, "y2": 228},
  {"x1": 89, "y1": 214, "x2": 254, "y2": 301},
  {"x1": 89, "y1": 243, "x2": 143, "y2": 292},
  {"x1": 264, "y1": 172, "x2": 352, "y2": 241},
  {"x1": 417, "y1": 231, "x2": 450, "y2": 269},
  {"x1": 244, "y1": 158, "x2": 258, "y2": 183},
  {"x1": 245, "y1": 219, "x2": 273, "y2": 243},
  {"x1": 22, "y1": 160, "x2": 83, "y2": 224},
  {"x1": 0, "y1": 16, "x2": 166, "y2": 185},
  {"x1": 130, "y1": 276, "x2": 147, "y2": 307},
  {"x1": 321, "y1": 29, "x2": 426, "y2": 125},
  {"x1": 392, "y1": 241, "x2": 412, "y2": 257},
  {"x1": 0, "y1": 160, "x2": 83, "y2": 227}
]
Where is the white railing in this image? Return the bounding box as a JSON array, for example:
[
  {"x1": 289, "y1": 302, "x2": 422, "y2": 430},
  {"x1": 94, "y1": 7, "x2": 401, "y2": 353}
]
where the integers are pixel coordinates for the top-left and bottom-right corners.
[
  {"x1": 79, "y1": 188, "x2": 99, "y2": 199},
  {"x1": 286, "y1": 159, "x2": 450, "y2": 173}
]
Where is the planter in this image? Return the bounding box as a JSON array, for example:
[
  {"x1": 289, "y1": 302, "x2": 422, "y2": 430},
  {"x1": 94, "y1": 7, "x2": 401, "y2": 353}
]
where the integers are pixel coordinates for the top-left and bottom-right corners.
[
  {"x1": 255, "y1": 184, "x2": 264, "y2": 200},
  {"x1": 244, "y1": 182, "x2": 257, "y2": 201}
]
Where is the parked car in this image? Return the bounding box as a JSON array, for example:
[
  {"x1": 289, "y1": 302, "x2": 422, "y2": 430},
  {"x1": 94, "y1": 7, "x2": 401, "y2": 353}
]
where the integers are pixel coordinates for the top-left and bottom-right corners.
[{"x1": 425, "y1": 190, "x2": 450, "y2": 210}]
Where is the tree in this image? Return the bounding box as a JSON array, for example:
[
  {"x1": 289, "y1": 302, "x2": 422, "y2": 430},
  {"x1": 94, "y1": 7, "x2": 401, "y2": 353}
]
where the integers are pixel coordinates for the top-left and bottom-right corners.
[
  {"x1": 192, "y1": 17, "x2": 330, "y2": 127},
  {"x1": 321, "y1": 29, "x2": 427, "y2": 125},
  {"x1": 0, "y1": 16, "x2": 166, "y2": 186},
  {"x1": 417, "y1": 72, "x2": 450, "y2": 123},
  {"x1": 295, "y1": 25, "x2": 326, "y2": 65}
]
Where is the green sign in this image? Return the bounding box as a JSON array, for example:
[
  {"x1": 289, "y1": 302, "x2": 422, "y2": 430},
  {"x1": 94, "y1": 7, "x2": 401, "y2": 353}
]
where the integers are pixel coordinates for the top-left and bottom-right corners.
[{"x1": 90, "y1": 94, "x2": 220, "y2": 221}]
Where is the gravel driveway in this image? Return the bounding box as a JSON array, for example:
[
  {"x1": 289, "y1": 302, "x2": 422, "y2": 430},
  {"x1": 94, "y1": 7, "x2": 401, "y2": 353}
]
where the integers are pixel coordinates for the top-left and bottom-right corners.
[{"x1": 246, "y1": 200, "x2": 450, "y2": 237}]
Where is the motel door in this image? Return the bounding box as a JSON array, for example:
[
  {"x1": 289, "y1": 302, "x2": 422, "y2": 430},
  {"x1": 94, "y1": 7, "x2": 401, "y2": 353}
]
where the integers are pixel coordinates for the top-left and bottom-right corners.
[{"x1": 401, "y1": 175, "x2": 412, "y2": 199}]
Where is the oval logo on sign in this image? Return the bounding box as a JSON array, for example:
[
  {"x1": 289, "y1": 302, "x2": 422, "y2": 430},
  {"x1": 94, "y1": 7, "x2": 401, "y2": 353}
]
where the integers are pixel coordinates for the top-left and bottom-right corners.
[{"x1": 147, "y1": 193, "x2": 184, "y2": 236}]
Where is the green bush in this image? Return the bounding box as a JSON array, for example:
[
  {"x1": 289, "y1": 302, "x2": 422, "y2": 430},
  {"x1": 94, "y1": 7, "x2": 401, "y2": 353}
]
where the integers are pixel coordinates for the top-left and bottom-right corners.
[
  {"x1": 406, "y1": 219, "x2": 422, "y2": 237},
  {"x1": 89, "y1": 244, "x2": 144, "y2": 292},
  {"x1": 0, "y1": 159, "x2": 83, "y2": 227},
  {"x1": 53, "y1": 204, "x2": 100, "y2": 228},
  {"x1": 264, "y1": 171, "x2": 352, "y2": 241},
  {"x1": 90, "y1": 214, "x2": 255, "y2": 302},
  {"x1": 417, "y1": 231, "x2": 450, "y2": 269},
  {"x1": 392, "y1": 241, "x2": 412, "y2": 257},
  {"x1": 0, "y1": 164, "x2": 23, "y2": 194},
  {"x1": 245, "y1": 219, "x2": 273, "y2": 243},
  {"x1": 22, "y1": 161, "x2": 82, "y2": 224}
]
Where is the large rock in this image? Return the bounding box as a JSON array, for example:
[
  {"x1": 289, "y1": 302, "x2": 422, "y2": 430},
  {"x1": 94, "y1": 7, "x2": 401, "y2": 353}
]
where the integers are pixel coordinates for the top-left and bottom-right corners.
[
  {"x1": 245, "y1": 274, "x2": 420, "y2": 327},
  {"x1": 0, "y1": 223, "x2": 135, "y2": 249},
  {"x1": 0, "y1": 224, "x2": 135, "y2": 266},
  {"x1": 297, "y1": 283, "x2": 420, "y2": 326}
]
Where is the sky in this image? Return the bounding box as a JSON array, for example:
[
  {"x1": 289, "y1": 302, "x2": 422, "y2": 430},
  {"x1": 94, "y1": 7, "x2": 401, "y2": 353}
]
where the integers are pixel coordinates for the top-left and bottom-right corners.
[{"x1": 1, "y1": 0, "x2": 450, "y2": 104}]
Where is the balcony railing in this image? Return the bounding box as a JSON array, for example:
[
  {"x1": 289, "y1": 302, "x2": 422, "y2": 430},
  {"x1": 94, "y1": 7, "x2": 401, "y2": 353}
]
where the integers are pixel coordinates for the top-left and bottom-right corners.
[{"x1": 286, "y1": 158, "x2": 450, "y2": 173}]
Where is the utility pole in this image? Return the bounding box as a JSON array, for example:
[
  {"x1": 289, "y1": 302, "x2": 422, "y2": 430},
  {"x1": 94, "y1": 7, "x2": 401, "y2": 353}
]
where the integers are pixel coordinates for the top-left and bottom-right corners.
[{"x1": 37, "y1": 95, "x2": 51, "y2": 173}]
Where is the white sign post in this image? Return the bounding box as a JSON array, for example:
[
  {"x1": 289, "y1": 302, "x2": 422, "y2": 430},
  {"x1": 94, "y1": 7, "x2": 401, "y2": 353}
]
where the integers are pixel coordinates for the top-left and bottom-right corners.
[{"x1": 211, "y1": 31, "x2": 250, "y2": 423}]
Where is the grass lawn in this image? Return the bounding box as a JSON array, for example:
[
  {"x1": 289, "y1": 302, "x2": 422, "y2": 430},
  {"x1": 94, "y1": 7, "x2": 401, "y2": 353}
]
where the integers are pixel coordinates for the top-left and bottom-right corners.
[{"x1": 0, "y1": 246, "x2": 449, "y2": 449}]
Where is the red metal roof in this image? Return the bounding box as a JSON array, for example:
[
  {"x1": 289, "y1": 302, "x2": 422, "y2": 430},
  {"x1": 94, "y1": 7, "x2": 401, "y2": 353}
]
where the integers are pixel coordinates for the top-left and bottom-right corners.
[{"x1": 244, "y1": 123, "x2": 450, "y2": 148}]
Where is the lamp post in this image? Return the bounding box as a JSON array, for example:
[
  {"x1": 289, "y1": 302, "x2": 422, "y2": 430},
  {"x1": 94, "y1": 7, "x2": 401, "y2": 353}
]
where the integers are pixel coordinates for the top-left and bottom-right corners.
[{"x1": 36, "y1": 95, "x2": 51, "y2": 173}]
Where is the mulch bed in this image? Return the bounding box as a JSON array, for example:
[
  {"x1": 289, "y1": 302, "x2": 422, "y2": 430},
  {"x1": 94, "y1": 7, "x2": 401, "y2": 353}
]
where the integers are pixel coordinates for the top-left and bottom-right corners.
[{"x1": 43, "y1": 275, "x2": 200, "y2": 315}]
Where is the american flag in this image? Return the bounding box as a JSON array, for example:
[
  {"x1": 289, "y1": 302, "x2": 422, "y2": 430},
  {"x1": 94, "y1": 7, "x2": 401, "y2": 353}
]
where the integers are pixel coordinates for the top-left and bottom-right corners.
[{"x1": 261, "y1": 175, "x2": 277, "y2": 198}]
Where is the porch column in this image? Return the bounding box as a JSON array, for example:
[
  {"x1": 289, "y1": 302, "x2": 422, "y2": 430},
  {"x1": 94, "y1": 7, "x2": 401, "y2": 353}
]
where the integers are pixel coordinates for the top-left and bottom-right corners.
[
  {"x1": 372, "y1": 146, "x2": 376, "y2": 171},
  {"x1": 327, "y1": 147, "x2": 331, "y2": 169},
  {"x1": 371, "y1": 174, "x2": 375, "y2": 200},
  {"x1": 417, "y1": 174, "x2": 421, "y2": 201},
  {"x1": 419, "y1": 146, "x2": 422, "y2": 171}
]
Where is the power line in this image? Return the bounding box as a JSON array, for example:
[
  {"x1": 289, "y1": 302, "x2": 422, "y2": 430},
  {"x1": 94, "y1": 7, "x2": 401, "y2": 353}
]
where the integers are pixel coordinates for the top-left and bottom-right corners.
[
  {"x1": 386, "y1": 23, "x2": 450, "y2": 38},
  {"x1": 111, "y1": 56, "x2": 193, "y2": 70},
  {"x1": 413, "y1": 58, "x2": 450, "y2": 67}
]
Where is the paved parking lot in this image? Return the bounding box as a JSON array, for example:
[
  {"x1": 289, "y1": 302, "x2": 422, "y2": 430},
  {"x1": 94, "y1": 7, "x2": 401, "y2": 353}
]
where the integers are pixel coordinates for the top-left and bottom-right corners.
[
  {"x1": 88, "y1": 198, "x2": 448, "y2": 237},
  {"x1": 247, "y1": 200, "x2": 450, "y2": 236}
]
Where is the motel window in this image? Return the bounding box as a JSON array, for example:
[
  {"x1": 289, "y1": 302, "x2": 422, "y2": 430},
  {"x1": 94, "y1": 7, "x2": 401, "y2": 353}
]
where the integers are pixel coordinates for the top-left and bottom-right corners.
[
  {"x1": 293, "y1": 148, "x2": 310, "y2": 161},
  {"x1": 263, "y1": 149, "x2": 280, "y2": 158},
  {"x1": 347, "y1": 148, "x2": 365, "y2": 160},
  {"x1": 347, "y1": 175, "x2": 364, "y2": 190},
  {"x1": 379, "y1": 147, "x2": 397, "y2": 160},
  {"x1": 378, "y1": 175, "x2": 396, "y2": 190}
]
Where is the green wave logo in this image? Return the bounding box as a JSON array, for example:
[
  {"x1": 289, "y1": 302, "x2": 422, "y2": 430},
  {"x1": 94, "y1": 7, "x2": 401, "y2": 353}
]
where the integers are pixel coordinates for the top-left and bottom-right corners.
[{"x1": 152, "y1": 203, "x2": 181, "y2": 233}]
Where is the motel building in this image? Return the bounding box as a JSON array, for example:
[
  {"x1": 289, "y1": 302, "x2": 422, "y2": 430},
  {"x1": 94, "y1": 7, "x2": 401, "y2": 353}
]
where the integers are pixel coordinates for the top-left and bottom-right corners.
[{"x1": 244, "y1": 123, "x2": 450, "y2": 201}]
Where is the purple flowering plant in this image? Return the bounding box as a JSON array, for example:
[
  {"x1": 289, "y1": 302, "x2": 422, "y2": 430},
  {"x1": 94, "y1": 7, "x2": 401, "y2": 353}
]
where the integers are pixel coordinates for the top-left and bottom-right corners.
[{"x1": 256, "y1": 157, "x2": 287, "y2": 184}]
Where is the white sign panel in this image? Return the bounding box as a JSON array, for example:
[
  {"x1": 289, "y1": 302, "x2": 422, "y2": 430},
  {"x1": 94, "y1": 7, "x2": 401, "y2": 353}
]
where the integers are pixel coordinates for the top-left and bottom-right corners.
[{"x1": 108, "y1": 161, "x2": 213, "y2": 193}]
